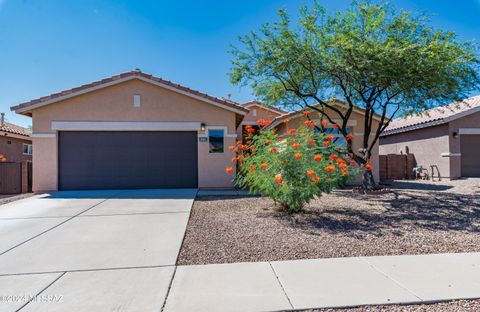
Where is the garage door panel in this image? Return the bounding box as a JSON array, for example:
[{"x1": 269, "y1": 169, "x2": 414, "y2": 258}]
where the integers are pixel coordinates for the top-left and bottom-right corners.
[
  {"x1": 461, "y1": 135, "x2": 480, "y2": 177},
  {"x1": 59, "y1": 131, "x2": 198, "y2": 190}
]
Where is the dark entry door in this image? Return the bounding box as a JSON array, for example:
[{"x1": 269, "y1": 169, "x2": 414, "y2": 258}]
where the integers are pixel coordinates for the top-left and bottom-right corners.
[
  {"x1": 58, "y1": 131, "x2": 198, "y2": 190},
  {"x1": 461, "y1": 135, "x2": 480, "y2": 177}
]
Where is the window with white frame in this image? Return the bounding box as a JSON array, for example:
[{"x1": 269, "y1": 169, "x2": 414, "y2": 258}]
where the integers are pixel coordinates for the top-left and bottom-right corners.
[
  {"x1": 208, "y1": 129, "x2": 224, "y2": 153},
  {"x1": 23, "y1": 144, "x2": 32, "y2": 155}
]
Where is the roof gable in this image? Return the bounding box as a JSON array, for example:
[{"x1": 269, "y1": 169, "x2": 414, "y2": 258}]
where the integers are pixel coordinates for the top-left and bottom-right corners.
[
  {"x1": 11, "y1": 70, "x2": 249, "y2": 116},
  {"x1": 242, "y1": 101, "x2": 288, "y2": 115}
]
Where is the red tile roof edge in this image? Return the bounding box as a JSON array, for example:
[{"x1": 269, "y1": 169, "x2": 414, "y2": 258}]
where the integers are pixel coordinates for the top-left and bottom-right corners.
[{"x1": 0, "y1": 121, "x2": 32, "y2": 137}]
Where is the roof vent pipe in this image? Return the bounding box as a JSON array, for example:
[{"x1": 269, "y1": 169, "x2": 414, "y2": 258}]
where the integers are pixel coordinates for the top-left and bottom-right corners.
[{"x1": 0, "y1": 113, "x2": 4, "y2": 127}]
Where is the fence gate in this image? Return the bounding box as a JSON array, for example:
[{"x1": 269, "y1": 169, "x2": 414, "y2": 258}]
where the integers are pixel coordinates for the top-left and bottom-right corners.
[{"x1": 0, "y1": 162, "x2": 22, "y2": 194}]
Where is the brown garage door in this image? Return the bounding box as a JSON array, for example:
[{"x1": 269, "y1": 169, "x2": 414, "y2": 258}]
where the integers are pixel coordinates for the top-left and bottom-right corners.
[
  {"x1": 59, "y1": 131, "x2": 198, "y2": 190},
  {"x1": 461, "y1": 135, "x2": 480, "y2": 177}
]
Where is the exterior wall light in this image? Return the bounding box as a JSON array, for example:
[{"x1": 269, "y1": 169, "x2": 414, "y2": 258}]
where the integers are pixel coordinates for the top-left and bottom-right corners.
[
  {"x1": 452, "y1": 132, "x2": 458, "y2": 138},
  {"x1": 200, "y1": 123, "x2": 206, "y2": 132}
]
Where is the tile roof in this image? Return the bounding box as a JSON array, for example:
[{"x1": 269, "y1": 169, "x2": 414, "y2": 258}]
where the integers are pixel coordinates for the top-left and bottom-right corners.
[
  {"x1": 11, "y1": 70, "x2": 249, "y2": 115},
  {"x1": 0, "y1": 121, "x2": 31, "y2": 137},
  {"x1": 382, "y1": 95, "x2": 480, "y2": 136}
]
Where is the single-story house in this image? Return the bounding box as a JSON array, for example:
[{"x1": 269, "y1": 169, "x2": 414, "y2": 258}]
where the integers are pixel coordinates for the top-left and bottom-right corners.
[
  {"x1": 11, "y1": 70, "x2": 249, "y2": 192},
  {"x1": 267, "y1": 100, "x2": 382, "y2": 182},
  {"x1": 0, "y1": 113, "x2": 32, "y2": 193},
  {"x1": 379, "y1": 95, "x2": 480, "y2": 179},
  {"x1": 0, "y1": 113, "x2": 32, "y2": 163}
]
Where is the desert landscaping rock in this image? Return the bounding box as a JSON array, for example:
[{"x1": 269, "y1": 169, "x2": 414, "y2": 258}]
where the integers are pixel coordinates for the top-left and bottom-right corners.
[
  {"x1": 302, "y1": 299, "x2": 480, "y2": 311},
  {"x1": 178, "y1": 179, "x2": 480, "y2": 265}
]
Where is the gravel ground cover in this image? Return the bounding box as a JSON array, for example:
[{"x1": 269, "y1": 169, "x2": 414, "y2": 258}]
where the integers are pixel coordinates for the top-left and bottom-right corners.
[
  {"x1": 301, "y1": 299, "x2": 480, "y2": 311},
  {"x1": 177, "y1": 179, "x2": 480, "y2": 265}
]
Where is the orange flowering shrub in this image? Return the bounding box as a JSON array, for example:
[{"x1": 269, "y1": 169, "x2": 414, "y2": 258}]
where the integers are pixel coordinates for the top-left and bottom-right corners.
[{"x1": 228, "y1": 124, "x2": 359, "y2": 212}]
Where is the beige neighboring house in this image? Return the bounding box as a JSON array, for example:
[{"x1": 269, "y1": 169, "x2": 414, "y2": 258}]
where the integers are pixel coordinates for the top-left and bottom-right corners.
[
  {"x1": 10, "y1": 70, "x2": 249, "y2": 192},
  {"x1": 380, "y1": 95, "x2": 480, "y2": 179},
  {"x1": 267, "y1": 100, "x2": 382, "y2": 182},
  {"x1": 236, "y1": 100, "x2": 287, "y2": 140},
  {"x1": 0, "y1": 113, "x2": 32, "y2": 163}
]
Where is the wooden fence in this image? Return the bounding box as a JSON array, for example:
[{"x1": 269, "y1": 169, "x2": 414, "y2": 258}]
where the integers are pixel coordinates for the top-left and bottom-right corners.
[
  {"x1": 0, "y1": 162, "x2": 22, "y2": 194},
  {"x1": 379, "y1": 154, "x2": 416, "y2": 181},
  {"x1": 0, "y1": 161, "x2": 32, "y2": 194}
]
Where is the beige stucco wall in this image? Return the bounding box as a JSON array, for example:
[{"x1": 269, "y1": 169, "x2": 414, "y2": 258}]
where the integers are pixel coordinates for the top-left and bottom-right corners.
[
  {"x1": 274, "y1": 109, "x2": 380, "y2": 183},
  {"x1": 0, "y1": 135, "x2": 32, "y2": 163},
  {"x1": 379, "y1": 124, "x2": 451, "y2": 178},
  {"x1": 30, "y1": 79, "x2": 239, "y2": 191}
]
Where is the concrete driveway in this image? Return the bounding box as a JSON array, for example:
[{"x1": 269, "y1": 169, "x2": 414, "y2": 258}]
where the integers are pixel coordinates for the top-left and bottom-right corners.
[{"x1": 0, "y1": 188, "x2": 196, "y2": 312}]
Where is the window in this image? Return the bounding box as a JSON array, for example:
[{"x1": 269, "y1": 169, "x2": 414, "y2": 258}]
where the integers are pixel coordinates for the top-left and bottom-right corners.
[
  {"x1": 23, "y1": 144, "x2": 33, "y2": 155},
  {"x1": 208, "y1": 129, "x2": 224, "y2": 153},
  {"x1": 315, "y1": 127, "x2": 351, "y2": 148}
]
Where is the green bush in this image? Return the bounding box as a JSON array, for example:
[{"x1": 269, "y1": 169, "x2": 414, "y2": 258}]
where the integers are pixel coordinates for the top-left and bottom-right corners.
[{"x1": 226, "y1": 122, "x2": 359, "y2": 213}]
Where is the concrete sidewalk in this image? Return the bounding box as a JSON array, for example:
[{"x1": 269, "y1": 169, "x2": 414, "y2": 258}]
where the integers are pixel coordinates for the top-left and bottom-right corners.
[{"x1": 164, "y1": 252, "x2": 480, "y2": 312}]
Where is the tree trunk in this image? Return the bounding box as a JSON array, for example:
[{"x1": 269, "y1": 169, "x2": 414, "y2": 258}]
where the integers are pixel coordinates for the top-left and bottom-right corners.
[{"x1": 362, "y1": 169, "x2": 377, "y2": 191}]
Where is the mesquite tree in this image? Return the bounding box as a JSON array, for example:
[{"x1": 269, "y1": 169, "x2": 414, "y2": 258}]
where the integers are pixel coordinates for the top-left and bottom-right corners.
[{"x1": 230, "y1": 1, "x2": 479, "y2": 190}]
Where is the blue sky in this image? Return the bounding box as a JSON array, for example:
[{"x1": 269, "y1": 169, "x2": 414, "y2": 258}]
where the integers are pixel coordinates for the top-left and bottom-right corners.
[{"x1": 0, "y1": 0, "x2": 479, "y2": 127}]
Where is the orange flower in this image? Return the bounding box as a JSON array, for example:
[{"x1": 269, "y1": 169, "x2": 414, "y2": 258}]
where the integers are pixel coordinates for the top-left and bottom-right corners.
[
  {"x1": 303, "y1": 110, "x2": 310, "y2": 116},
  {"x1": 291, "y1": 142, "x2": 300, "y2": 149},
  {"x1": 307, "y1": 138, "x2": 314, "y2": 144},
  {"x1": 287, "y1": 129, "x2": 296, "y2": 135},
  {"x1": 231, "y1": 157, "x2": 237, "y2": 163},
  {"x1": 246, "y1": 127, "x2": 255, "y2": 135},
  {"x1": 225, "y1": 167, "x2": 234, "y2": 174},
  {"x1": 325, "y1": 165, "x2": 335, "y2": 172},
  {"x1": 249, "y1": 165, "x2": 256, "y2": 172},
  {"x1": 250, "y1": 145, "x2": 256, "y2": 152},
  {"x1": 260, "y1": 162, "x2": 268, "y2": 169},
  {"x1": 326, "y1": 135, "x2": 334, "y2": 141},
  {"x1": 257, "y1": 118, "x2": 271, "y2": 127},
  {"x1": 284, "y1": 119, "x2": 290, "y2": 125},
  {"x1": 329, "y1": 154, "x2": 338, "y2": 160},
  {"x1": 275, "y1": 174, "x2": 283, "y2": 184},
  {"x1": 269, "y1": 147, "x2": 277, "y2": 154},
  {"x1": 320, "y1": 120, "x2": 327, "y2": 127},
  {"x1": 350, "y1": 160, "x2": 356, "y2": 166},
  {"x1": 277, "y1": 137, "x2": 284, "y2": 142},
  {"x1": 228, "y1": 145, "x2": 235, "y2": 151},
  {"x1": 310, "y1": 175, "x2": 321, "y2": 183},
  {"x1": 332, "y1": 124, "x2": 339, "y2": 129},
  {"x1": 341, "y1": 169, "x2": 349, "y2": 176},
  {"x1": 237, "y1": 155, "x2": 244, "y2": 160},
  {"x1": 365, "y1": 164, "x2": 373, "y2": 171},
  {"x1": 338, "y1": 162, "x2": 348, "y2": 170},
  {"x1": 306, "y1": 170, "x2": 315, "y2": 177},
  {"x1": 304, "y1": 120, "x2": 315, "y2": 127},
  {"x1": 346, "y1": 134, "x2": 353, "y2": 141},
  {"x1": 322, "y1": 141, "x2": 330, "y2": 147},
  {"x1": 294, "y1": 153, "x2": 302, "y2": 159},
  {"x1": 314, "y1": 154, "x2": 322, "y2": 162}
]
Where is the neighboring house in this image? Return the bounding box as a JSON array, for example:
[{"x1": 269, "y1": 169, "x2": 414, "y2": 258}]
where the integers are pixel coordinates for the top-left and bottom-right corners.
[
  {"x1": 11, "y1": 70, "x2": 249, "y2": 192},
  {"x1": 0, "y1": 113, "x2": 32, "y2": 162},
  {"x1": 236, "y1": 100, "x2": 287, "y2": 140},
  {"x1": 267, "y1": 100, "x2": 382, "y2": 182},
  {"x1": 380, "y1": 95, "x2": 480, "y2": 179}
]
